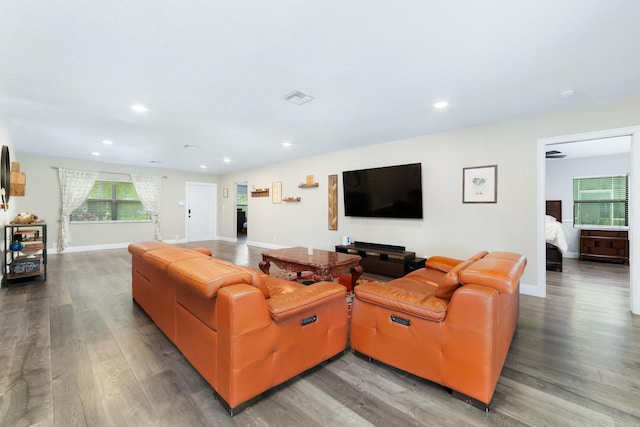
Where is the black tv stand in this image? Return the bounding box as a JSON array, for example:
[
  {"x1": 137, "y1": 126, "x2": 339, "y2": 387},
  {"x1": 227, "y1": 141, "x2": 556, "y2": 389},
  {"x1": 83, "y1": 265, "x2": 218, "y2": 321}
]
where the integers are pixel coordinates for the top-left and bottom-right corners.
[{"x1": 335, "y1": 241, "x2": 416, "y2": 278}]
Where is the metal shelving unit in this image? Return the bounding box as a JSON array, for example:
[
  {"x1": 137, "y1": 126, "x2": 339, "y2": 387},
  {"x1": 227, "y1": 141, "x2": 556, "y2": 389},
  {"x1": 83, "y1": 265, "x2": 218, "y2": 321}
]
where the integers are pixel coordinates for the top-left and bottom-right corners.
[{"x1": 2, "y1": 222, "x2": 47, "y2": 287}]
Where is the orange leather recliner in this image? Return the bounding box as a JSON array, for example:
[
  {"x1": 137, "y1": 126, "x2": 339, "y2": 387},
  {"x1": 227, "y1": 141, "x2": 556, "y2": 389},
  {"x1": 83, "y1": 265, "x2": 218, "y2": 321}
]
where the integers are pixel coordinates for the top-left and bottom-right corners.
[
  {"x1": 129, "y1": 242, "x2": 348, "y2": 415},
  {"x1": 349, "y1": 251, "x2": 526, "y2": 410}
]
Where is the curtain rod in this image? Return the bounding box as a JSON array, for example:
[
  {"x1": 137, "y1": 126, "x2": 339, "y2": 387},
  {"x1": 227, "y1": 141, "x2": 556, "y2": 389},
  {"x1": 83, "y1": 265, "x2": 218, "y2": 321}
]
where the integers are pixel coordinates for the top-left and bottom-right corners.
[{"x1": 51, "y1": 166, "x2": 167, "y2": 178}]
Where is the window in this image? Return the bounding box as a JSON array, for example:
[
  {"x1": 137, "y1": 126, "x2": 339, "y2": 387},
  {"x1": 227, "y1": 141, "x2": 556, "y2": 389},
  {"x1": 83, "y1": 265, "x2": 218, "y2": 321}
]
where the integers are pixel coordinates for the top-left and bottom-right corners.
[
  {"x1": 573, "y1": 174, "x2": 628, "y2": 227},
  {"x1": 71, "y1": 180, "x2": 151, "y2": 222}
]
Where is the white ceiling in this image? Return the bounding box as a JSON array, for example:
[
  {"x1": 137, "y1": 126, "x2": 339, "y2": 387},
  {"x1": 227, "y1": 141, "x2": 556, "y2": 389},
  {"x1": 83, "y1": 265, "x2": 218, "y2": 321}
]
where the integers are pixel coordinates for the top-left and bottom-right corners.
[{"x1": 1, "y1": 1, "x2": 640, "y2": 173}]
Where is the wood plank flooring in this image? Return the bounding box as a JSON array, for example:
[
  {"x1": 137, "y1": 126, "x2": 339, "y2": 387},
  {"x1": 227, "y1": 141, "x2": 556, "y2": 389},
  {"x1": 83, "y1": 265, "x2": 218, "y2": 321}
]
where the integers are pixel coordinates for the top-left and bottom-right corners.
[{"x1": 1, "y1": 241, "x2": 638, "y2": 426}]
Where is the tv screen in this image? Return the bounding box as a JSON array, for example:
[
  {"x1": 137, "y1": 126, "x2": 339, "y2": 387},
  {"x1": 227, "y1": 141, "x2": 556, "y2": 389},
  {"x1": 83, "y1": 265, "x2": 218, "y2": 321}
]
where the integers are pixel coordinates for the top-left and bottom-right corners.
[{"x1": 342, "y1": 163, "x2": 423, "y2": 219}]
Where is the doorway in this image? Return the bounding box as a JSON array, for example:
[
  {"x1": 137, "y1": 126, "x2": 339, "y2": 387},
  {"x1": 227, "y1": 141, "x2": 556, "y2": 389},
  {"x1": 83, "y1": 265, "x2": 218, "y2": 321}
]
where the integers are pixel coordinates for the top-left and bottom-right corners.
[
  {"x1": 538, "y1": 126, "x2": 640, "y2": 314},
  {"x1": 186, "y1": 182, "x2": 217, "y2": 242},
  {"x1": 236, "y1": 182, "x2": 248, "y2": 239}
]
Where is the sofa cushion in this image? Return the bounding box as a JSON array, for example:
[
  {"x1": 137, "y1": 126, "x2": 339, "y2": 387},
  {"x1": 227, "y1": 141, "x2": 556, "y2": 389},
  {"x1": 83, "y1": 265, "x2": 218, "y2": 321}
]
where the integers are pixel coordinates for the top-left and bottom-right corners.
[
  {"x1": 142, "y1": 248, "x2": 207, "y2": 271},
  {"x1": 354, "y1": 281, "x2": 449, "y2": 321},
  {"x1": 424, "y1": 256, "x2": 465, "y2": 273},
  {"x1": 128, "y1": 241, "x2": 172, "y2": 257},
  {"x1": 204, "y1": 258, "x2": 271, "y2": 298},
  {"x1": 435, "y1": 260, "x2": 475, "y2": 299},
  {"x1": 168, "y1": 257, "x2": 254, "y2": 298},
  {"x1": 468, "y1": 250, "x2": 489, "y2": 261}
]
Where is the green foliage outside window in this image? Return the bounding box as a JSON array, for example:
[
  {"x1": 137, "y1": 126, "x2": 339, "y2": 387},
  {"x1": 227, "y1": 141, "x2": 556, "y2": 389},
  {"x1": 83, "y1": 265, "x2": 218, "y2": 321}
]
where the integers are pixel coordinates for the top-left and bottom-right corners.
[{"x1": 71, "y1": 181, "x2": 151, "y2": 222}]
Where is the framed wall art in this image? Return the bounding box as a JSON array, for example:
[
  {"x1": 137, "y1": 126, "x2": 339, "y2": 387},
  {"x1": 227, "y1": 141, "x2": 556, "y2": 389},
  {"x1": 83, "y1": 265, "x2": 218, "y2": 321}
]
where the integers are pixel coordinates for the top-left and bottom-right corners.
[
  {"x1": 272, "y1": 181, "x2": 282, "y2": 204},
  {"x1": 463, "y1": 165, "x2": 497, "y2": 203}
]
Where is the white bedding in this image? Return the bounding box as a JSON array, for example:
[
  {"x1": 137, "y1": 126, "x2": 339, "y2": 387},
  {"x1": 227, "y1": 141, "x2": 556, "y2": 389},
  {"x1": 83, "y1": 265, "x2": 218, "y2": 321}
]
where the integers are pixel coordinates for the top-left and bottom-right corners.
[{"x1": 545, "y1": 215, "x2": 568, "y2": 253}]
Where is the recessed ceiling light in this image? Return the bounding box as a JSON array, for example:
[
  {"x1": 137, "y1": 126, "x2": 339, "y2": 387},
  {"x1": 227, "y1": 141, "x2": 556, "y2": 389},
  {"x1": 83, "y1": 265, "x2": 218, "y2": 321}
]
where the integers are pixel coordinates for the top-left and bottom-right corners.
[
  {"x1": 91, "y1": 152, "x2": 101, "y2": 156},
  {"x1": 102, "y1": 139, "x2": 113, "y2": 145},
  {"x1": 434, "y1": 101, "x2": 448, "y2": 109},
  {"x1": 131, "y1": 104, "x2": 148, "y2": 113},
  {"x1": 200, "y1": 164, "x2": 207, "y2": 169},
  {"x1": 223, "y1": 158, "x2": 231, "y2": 163},
  {"x1": 282, "y1": 141, "x2": 293, "y2": 147},
  {"x1": 559, "y1": 89, "x2": 576, "y2": 98}
]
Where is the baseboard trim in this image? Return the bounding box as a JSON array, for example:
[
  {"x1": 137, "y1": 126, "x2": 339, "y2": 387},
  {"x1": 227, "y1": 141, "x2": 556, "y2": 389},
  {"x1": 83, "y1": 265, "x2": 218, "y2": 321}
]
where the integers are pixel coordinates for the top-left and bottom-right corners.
[
  {"x1": 520, "y1": 281, "x2": 542, "y2": 297},
  {"x1": 246, "y1": 240, "x2": 286, "y2": 250}
]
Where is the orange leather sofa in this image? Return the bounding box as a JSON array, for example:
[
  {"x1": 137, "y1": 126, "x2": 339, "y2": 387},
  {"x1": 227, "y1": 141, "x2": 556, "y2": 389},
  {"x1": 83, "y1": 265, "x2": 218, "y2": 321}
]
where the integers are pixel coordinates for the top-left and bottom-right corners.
[
  {"x1": 129, "y1": 242, "x2": 348, "y2": 415},
  {"x1": 350, "y1": 251, "x2": 526, "y2": 409}
]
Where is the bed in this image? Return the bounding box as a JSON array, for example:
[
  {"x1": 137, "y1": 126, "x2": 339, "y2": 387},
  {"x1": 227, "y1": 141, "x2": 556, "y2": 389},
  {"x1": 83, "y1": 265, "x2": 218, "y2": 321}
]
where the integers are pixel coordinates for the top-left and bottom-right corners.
[{"x1": 545, "y1": 200, "x2": 568, "y2": 272}]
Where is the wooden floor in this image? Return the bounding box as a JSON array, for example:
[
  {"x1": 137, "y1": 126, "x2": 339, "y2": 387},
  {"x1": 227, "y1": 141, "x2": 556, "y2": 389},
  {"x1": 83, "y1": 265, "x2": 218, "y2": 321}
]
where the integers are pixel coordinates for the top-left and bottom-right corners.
[{"x1": 1, "y1": 241, "x2": 638, "y2": 426}]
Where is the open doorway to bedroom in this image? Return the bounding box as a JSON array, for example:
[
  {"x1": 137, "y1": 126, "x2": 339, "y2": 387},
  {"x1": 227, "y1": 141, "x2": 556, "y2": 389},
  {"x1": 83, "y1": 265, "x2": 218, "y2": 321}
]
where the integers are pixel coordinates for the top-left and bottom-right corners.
[
  {"x1": 538, "y1": 126, "x2": 639, "y2": 314},
  {"x1": 236, "y1": 182, "x2": 248, "y2": 240}
]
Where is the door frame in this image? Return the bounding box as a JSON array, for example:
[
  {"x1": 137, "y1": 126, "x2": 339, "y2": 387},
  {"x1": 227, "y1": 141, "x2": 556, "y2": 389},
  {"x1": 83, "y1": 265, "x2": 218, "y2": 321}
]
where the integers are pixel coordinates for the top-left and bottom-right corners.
[{"x1": 537, "y1": 125, "x2": 640, "y2": 314}]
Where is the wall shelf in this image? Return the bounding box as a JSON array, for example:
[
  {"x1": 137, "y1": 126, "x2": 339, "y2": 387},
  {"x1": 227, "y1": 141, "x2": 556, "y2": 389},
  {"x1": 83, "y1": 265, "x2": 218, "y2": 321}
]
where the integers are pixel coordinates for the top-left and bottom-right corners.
[
  {"x1": 251, "y1": 188, "x2": 269, "y2": 197},
  {"x1": 283, "y1": 197, "x2": 301, "y2": 202},
  {"x1": 298, "y1": 183, "x2": 319, "y2": 189}
]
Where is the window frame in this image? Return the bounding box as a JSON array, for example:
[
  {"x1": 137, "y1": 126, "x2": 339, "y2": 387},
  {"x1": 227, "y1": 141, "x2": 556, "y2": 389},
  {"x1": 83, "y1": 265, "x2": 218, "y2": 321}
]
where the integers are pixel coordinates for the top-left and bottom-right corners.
[{"x1": 70, "y1": 179, "x2": 152, "y2": 223}]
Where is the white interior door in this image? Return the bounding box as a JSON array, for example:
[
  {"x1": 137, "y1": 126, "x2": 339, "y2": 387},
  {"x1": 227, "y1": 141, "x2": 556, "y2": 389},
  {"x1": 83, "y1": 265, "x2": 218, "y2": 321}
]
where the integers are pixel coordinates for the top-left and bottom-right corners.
[{"x1": 186, "y1": 182, "x2": 217, "y2": 242}]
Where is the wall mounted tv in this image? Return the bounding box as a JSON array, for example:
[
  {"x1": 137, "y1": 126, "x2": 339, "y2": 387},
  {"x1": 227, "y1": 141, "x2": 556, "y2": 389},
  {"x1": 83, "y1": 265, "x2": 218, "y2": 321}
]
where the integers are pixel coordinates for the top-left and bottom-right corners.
[{"x1": 342, "y1": 163, "x2": 423, "y2": 219}]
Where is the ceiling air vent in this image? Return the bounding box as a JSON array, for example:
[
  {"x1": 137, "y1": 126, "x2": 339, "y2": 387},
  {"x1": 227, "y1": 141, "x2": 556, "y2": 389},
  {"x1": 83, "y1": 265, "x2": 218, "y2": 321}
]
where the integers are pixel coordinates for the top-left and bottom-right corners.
[{"x1": 282, "y1": 90, "x2": 314, "y2": 105}]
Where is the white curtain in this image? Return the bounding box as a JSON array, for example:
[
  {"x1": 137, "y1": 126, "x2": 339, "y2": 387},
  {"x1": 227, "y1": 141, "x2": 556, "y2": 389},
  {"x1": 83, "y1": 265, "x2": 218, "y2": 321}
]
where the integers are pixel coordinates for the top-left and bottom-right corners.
[
  {"x1": 131, "y1": 174, "x2": 162, "y2": 241},
  {"x1": 57, "y1": 168, "x2": 98, "y2": 252}
]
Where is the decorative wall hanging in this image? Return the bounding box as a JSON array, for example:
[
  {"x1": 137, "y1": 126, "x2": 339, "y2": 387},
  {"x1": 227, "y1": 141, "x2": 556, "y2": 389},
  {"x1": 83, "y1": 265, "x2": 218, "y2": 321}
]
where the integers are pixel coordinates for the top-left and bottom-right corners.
[
  {"x1": 272, "y1": 181, "x2": 282, "y2": 203},
  {"x1": 1, "y1": 145, "x2": 10, "y2": 210},
  {"x1": 463, "y1": 165, "x2": 497, "y2": 203},
  {"x1": 328, "y1": 174, "x2": 338, "y2": 230}
]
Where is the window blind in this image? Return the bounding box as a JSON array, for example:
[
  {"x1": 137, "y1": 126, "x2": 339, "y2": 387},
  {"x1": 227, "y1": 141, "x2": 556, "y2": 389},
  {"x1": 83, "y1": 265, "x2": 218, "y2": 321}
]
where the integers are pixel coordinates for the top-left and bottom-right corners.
[{"x1": 573, "y1": 175, "x2": 628, "y2": 227}]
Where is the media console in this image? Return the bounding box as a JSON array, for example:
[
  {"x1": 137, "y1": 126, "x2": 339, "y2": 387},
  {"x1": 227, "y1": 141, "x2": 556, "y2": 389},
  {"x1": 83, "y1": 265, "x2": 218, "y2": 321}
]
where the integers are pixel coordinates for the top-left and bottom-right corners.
[{"x1": 335, "y1": 241, "x2": 421, "y2": 278}]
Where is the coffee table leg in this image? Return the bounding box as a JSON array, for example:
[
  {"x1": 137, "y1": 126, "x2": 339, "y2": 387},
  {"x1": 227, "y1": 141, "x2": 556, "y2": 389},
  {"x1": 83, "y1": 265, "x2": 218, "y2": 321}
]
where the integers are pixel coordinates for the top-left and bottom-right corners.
[
  {"x1": 351, "y1": 264, "x2": 363, "y2": 289},
  {"x1": 312, "y1": 268, "x2": 333, "y2": 283},
  {"x1": 259, "y1": 260, "x2": 271, "y2": 275}
]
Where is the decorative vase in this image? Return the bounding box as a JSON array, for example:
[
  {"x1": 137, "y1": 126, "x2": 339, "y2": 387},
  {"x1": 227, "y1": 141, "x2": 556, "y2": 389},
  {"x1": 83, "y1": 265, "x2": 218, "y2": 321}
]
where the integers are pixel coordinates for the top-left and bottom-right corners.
[{"x1": 10, "y1": 240, "x2": 24, "y2": 251}]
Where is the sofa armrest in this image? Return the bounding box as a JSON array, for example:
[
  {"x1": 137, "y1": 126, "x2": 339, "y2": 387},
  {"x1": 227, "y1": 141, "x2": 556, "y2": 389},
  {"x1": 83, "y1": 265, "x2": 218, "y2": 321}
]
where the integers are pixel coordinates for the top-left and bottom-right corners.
[
  {"x1": 443, "y1": 284, "x2": 518, "y2": 405},
  {"x1": 445, "y1": 284, "x2": 498, "y2": 334},
  {"x1": 217, "y1": 283, "x2": 273, "y2": 335},
  {"x1": 267, "y1": 282, "x2": 346, "y2": 323}
]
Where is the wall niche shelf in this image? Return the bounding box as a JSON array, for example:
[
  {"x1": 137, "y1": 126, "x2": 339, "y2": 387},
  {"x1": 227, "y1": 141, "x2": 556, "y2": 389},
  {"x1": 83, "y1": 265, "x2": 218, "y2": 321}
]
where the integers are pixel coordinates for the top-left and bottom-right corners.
[
  {"x1": 251, "y1": 188, "x2": 269, "y2": 197},
  {"x1": 283, "y1": 197, "x2": 301, "y2": 202},
  {"x1": 298, "y1": 183, "x2": 319, "y2": 189}
]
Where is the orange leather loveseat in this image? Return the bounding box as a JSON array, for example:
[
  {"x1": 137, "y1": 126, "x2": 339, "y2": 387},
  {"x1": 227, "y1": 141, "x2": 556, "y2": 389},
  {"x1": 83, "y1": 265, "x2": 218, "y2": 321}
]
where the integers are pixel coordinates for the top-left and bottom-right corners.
[
  {"x1": 129, "y1": 242, "x2": 348, "y2": 415},
  {"x1": 350, "y1": 251, "x2": 526, "y2": 410}
]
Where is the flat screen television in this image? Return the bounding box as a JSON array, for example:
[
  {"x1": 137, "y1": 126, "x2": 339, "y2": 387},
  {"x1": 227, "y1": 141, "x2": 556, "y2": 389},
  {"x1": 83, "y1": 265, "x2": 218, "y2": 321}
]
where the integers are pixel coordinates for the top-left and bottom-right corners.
[{"x1": 342, "y1": 163, "x2": 423, "y2": 219}]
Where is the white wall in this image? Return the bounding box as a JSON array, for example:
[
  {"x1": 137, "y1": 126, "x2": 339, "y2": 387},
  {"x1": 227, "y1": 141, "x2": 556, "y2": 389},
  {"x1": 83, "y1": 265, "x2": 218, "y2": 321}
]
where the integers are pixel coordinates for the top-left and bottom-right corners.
[
  {"x1": 546, "y1": 153, "x2": 631, "y2": 256},
  {"x1": 218, "y1": 96, "x2": 640, "y2": 297},
  {"x1": 6, "y1": 96, "x2": 640, "y2": 300},
  {"x1": 14, "y1": 153, "x2": 219, "y2": 252}
]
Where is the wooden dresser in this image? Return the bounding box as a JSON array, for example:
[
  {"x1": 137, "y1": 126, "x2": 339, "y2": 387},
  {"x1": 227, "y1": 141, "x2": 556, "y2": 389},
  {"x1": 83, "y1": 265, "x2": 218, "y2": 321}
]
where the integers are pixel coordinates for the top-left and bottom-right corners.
[{"x1": 579, "y1": 229, "x2": 629, "y2": 265}]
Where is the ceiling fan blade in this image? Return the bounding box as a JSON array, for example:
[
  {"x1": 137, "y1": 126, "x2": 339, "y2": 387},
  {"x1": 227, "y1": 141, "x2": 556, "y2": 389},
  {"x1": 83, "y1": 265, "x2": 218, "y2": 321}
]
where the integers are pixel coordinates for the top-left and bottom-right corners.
[{"x1": 545, "y1": 149, "x2": 566, "y2": 159}]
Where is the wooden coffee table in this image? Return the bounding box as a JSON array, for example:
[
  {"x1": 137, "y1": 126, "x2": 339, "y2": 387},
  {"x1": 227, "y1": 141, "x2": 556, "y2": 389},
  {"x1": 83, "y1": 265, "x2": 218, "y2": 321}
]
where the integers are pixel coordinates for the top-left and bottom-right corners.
[{"x1": 259, "y1": 247, "x2": 363, "y2": 290}]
